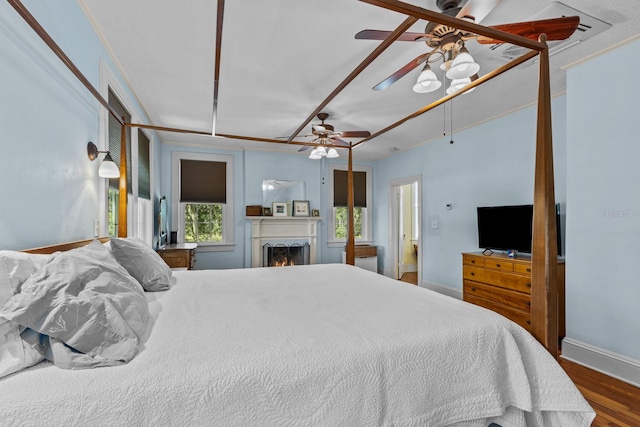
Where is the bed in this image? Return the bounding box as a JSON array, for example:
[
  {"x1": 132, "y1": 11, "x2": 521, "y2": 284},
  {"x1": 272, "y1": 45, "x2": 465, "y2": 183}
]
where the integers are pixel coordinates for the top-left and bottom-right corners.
[{"x1": 0, "y1": 239, "x2": 594, "y2": 426}]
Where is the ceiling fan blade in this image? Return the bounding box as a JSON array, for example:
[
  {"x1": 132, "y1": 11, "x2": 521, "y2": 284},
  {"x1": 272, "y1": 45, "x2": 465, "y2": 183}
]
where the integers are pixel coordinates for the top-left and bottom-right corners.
[
  {"x1": 298, "y1": 145, "x2": 311, "y2": 152},
  {"x1": 373, "y1": 52, "x2": 432, "y2": 91},
  {"x1": 456, "y1": 0, "x2": 501, "y2": 22},
  {"x1": 338, "y1": 131, "x2": 371, "y2": 138},
  {"x1": 477, "y1": 16, "x2": 580, "y2": 45},
  {"x1": 355, "y1": 29, "x2": 433, "y2": 42}
]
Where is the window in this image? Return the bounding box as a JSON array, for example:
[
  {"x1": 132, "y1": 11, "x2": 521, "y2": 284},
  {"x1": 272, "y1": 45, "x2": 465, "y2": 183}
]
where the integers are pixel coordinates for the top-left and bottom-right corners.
[
  {"x1": 136, "y1": 129, "x2": 152, "y2": 244},
  {"x1": 171, "y1": 152, "x2": 234, "y2": 250},
  {"x1": 106, "y1": 88, "x2": 131, "y2": 237},
  {"x1": 328, "y1": 164, "x2": 372, "y2": 246}
]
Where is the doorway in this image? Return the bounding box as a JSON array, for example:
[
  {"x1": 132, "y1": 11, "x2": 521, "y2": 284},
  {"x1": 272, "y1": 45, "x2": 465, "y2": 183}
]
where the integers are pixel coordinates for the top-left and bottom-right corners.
[{"x1": 389, "y1": 176, "x2": 422, "y2": 285}]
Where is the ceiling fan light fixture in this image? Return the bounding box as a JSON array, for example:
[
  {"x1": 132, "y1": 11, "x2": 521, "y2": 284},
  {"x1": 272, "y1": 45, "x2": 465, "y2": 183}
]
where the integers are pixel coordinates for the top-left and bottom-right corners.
[
  {"x1": 309, "y1": 148, "x2": 322, "y2": 159},
  {"x1": 326, "y1": 148, "x2": 339, "y2": 158},
  {"x1": 316, "y1": 146, "x2": 328, "y2": 157},
  {"x1": 446, "y1": 77, "x2": 475, "y2": 95},
  {"x1": 412, "y1": 64, "x2": 442, "y2": 93},
  {"x1": 446, "y1": 46, "x2": 480, "y2": 80}
]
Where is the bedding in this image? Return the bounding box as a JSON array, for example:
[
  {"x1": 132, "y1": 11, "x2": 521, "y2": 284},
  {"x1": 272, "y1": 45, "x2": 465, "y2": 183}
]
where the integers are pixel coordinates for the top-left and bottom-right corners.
[
  {"x1": 109, "y1": 236, "x2": 172, "y2": 291},
  {"x1": 0, "y1": 241, "x2": 149, "y2": 371},
  {"x1": 0, "y1": 263, "x2": 594, "y2": 426}
]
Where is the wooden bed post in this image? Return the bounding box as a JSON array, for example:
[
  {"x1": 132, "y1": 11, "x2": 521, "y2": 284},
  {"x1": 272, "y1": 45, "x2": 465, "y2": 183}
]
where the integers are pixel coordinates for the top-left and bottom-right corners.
[
  {"x1": 118, "y1": 117, "x2": 128, "y2": 237},
  {"x1": 346, "y1": 145, "x2": 355, "y2": 265},
  {"x1": 531, "y1": 35, "x2": 559, "y2": 358}
]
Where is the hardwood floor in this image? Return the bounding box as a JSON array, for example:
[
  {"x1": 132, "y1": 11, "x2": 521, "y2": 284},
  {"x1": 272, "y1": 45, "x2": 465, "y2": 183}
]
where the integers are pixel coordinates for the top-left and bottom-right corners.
[
  {"x1": 559, "y1": 358, "x2": 640, "y2": 426},
  {"x1": 399, "y1": 271, "x2": 418, "y2": 285}
]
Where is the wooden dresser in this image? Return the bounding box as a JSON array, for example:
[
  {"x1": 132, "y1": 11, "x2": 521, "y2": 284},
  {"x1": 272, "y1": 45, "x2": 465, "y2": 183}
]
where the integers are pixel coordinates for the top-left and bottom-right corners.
[
  {"x1": 462, "y1": 252, "x2": 565, "y2": 338},
  {"x1": 157, "y1": 243, "x2": 197, "y2": 270}
]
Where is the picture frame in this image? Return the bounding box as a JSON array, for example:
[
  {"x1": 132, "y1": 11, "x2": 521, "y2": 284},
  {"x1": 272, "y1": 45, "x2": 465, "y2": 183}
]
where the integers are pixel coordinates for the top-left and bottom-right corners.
[
  {"x1": 272, "y1": 202, "x2": 288, "y2": 217},
  {"x1": 292, "y1": 200, "x2": 310, "y2": 217},
  {"x1": 312, "y1": 209, "x2": 320, "y2": 217},
  {"x1": 262, "y1": 206, "x2": 272, "y2": 216}
]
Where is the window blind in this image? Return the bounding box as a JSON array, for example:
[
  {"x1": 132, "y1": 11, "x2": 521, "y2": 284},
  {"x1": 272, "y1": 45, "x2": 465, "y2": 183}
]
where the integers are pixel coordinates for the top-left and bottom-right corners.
[
  {"x1": 334, "y1": 170, "x2": 367, "y2": 207},
  {"x1": 138, "y1": 129, "x2": 150, "y2": 199},
  {"x1": 180, "y1": 159, "x2": 227, "y2": 204},
  {"x1": 107, "y1": 89, "x2": 132, "y2": 192}
]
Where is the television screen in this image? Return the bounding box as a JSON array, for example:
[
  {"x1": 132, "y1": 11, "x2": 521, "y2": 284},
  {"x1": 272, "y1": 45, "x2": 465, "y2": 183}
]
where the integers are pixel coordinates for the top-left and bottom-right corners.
[{"x1": 476, "y1": 204, "x2": 562, "y2": 255}]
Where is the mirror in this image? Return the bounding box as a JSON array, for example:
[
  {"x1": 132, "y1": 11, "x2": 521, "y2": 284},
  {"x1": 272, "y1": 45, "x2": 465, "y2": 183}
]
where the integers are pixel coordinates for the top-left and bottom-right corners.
[
  {"x1": 262, "y1": 180, "x2": 305, "y2": 209},
  {"x1": 158, "y1": 196, "x2": 168, "y2": 248}
]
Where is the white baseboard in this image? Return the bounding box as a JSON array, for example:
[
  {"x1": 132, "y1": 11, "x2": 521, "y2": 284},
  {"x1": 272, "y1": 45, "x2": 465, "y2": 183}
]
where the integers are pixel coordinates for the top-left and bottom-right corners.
[
  {"x1": 561, "y1": 338, "x2": 640, "y2": 388},
  {"x1": 421, "y1": 280, "x2": 463, "y2": 300}
]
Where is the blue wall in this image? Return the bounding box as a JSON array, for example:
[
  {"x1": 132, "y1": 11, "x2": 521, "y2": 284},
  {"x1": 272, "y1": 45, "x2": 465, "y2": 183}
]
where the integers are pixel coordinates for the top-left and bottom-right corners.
[
  {"x1": 0, "y1": 0, "x2": 161, "y2": 250},
  {"x1": 566, "y1": 39, "x2": 640, "y2": 361}
]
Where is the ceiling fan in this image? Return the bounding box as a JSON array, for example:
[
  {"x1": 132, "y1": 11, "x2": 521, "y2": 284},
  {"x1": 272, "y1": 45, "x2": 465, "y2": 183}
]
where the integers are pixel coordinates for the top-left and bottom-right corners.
[
  {"x1": 355, "y1": 0, "x2": 580, "y2": 93},
  {"x1": 294, "y1": 113, "x2": 371, "y2": 159}
]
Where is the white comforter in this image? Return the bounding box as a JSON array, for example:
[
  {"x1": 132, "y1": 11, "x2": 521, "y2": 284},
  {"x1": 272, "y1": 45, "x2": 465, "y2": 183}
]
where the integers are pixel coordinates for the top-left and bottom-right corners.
[{"x1": 0, "y1": 264, "x2": 594, "y2": 426}]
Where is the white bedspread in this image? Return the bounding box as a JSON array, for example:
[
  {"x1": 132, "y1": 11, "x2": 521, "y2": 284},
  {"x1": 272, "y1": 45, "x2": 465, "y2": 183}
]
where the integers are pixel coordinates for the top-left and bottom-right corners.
[{"x1": 0, "y1": 264, "x2": 594, "y2": 426}]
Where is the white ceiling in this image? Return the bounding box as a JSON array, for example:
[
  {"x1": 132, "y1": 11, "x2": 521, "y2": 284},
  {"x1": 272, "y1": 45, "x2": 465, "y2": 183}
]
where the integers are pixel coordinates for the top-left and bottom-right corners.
[{"x1": 78, "y1": 0, "x2": 640, "y2": 161}]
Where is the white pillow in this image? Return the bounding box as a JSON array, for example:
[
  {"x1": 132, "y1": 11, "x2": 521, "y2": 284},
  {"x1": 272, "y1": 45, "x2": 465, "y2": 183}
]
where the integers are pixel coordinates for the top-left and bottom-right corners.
[
  {"x1": 110, "y1": 237, "x2": 172, "y2": 292},
  {"x1": 0, "y1": 251, "x2": 48, "y2": 378}
]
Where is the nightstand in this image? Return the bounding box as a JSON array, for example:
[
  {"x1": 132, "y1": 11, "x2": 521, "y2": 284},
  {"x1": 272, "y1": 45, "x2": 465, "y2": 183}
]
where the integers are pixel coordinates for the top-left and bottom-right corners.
[{"x1": 157, "y1": 243, "x2": 197, "y2": 270}]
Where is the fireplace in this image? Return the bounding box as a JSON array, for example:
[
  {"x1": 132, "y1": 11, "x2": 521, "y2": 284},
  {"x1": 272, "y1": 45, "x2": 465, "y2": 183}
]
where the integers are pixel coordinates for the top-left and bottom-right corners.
[
  {"x1": 263, "y1": 243, "x2": 310, "y2": 267},
  {"x1": 249, "y1": 217, "x2": 321, "y2": 267}
]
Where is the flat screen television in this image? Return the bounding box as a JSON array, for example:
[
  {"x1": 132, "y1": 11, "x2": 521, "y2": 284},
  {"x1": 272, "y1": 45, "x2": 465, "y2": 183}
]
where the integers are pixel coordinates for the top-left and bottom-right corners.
[{"x1": 476, "y1": 204, "x2": 562, "y2": 255}]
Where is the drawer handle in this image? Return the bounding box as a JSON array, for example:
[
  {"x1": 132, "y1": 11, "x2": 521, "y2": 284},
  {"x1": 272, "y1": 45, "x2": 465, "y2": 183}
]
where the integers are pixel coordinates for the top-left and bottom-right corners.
[
  {"x1": 470, "y1": 272, "x2": 475, "y2": 276},
  {"x1": 526, "y1": 320, "x2": 531, "y2": 325},
  {"x1": 526, "y1": 283, "x2": 531, "y2": 288},
  {"x1": 526, "y1": 268, "x2": 531, "y2": 272},
  {"x1": 471, "y1": 260, "x2": 475, "y2": 263},
  {"x1": 496, "y1": 263, "x2": 501, "y2": 268},
  {"x1": 471, "y1": 287, "x2": 476, "y2": 292},
  {"x1": 526, "y1": 301, "x2": 530, "y2": 306}
]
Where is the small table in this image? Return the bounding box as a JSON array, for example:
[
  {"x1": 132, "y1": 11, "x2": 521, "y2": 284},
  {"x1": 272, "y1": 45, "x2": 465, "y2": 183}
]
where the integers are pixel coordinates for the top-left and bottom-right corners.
[{"x1": 157, "y1": 243, "x2": 197, "y2": 270}]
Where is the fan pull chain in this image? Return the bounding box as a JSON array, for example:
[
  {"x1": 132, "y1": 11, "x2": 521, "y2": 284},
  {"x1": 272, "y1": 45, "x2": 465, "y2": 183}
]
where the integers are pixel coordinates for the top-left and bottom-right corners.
[{"x1": 450, "y1": 99, "x2": 454, "y2": 144}]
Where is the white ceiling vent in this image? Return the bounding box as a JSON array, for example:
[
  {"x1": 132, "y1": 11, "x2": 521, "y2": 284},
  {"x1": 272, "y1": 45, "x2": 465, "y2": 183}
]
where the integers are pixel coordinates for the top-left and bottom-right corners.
[{"x1": 487, "y1": 2, "x2": 611, "y2": 64}]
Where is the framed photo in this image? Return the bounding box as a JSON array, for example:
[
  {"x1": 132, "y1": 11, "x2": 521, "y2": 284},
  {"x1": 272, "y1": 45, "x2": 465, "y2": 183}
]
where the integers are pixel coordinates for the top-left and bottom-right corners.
[
  {"x1": 312, "y1": 209, "x2": 320, "y2": 217},
  {"x1": 262, "y1": 206, "x2": 272, "y2": 216},
  {"x1": 272, "y1": 202, "x2": 288, "y2": 217},
  {"x1": 292, "y1": 200, "x2": 310, "y2": 217}
]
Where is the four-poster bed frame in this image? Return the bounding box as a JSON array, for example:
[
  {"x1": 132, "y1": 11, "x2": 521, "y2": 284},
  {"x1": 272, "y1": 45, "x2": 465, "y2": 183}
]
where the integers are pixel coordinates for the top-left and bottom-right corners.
[{"x1": 8, "y1": 0, "x2": 562, "y2": 357}]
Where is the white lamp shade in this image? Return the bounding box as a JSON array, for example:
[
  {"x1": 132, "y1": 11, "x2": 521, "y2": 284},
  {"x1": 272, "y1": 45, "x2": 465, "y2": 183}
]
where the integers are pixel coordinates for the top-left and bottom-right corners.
[
  {"x1": 98, "y1": 156, "x2": 120, "y2": 178},
  {"x1": 446, "y1": 50, "x2": 480, "y2": 80},
  {"x1": 412, "y1": 66, "x2": 442, "y2": 93},
  {"x1": 309, "y1": 148, "x2": 322, "y2": 160},
  {"x1": 316, "y1": 146, "x2": 327, "y2": 157},
  {"x1": 446, "y1": 77, "x2": 475, "y2": 95},
  {"x1": 326, "y1": 148, "x2": 339, "y2": 158}
]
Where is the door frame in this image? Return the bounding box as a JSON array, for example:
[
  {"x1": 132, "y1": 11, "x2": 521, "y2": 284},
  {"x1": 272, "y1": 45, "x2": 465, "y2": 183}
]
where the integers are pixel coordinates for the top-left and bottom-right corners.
[{"x1": 388, "y1": 175, "x2": 422, "y2": 284}]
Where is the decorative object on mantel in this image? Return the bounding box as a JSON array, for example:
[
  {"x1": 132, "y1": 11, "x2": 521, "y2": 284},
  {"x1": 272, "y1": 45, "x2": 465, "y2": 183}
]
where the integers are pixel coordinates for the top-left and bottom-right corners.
[
  {"x1": 262, "y1": 206, "x2": 272, "y2": 216},
  {"x1": 292, "y1": 200, "x2": 310, "y2": 217},
  {"x1": 245, "y1": 205, "x2": 262, "y2": 216},
  {"x1": 272, "y1": 202, "x2": 288, "y2": 217},
  {"x1": 312, "y1": 209, "x2": 320, "y2": 217}
]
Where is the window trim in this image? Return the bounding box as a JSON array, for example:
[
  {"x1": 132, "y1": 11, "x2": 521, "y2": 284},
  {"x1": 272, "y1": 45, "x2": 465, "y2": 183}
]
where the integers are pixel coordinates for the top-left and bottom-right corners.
[
  {"x1": 171, "y1": 151, "x2": 235, "y2": 250},
  {"x1": 327, "y1": 163, "x2": 372, "y2": 248}
]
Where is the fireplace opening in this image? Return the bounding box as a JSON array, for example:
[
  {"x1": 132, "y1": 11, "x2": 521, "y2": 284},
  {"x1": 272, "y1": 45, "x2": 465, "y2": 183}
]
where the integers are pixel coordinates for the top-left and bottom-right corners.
[{"x1": 263, "y1": 243, "x2": 310, "y2": 267}]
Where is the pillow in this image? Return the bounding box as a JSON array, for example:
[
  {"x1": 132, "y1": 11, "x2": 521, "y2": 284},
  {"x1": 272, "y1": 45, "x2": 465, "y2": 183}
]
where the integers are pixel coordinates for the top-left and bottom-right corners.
[
  {"x1": 0, "y1": 250, "x2": 49, "y2": 378},
  {"x1": 110, "y1": 237, "x2": 172, "y2": 292}
]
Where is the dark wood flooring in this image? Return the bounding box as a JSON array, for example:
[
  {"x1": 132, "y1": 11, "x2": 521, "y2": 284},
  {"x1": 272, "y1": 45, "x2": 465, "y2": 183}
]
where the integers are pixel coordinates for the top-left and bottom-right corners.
[{"x1": 560, "y1": 358, "x2": 640, "y2": 426}]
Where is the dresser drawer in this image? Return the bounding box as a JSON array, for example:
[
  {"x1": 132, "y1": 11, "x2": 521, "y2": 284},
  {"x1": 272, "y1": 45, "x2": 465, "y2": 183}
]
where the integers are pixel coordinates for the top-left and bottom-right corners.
[
  {"x1": 464, "y1": 294, "x2": 531, "y2": 331},
  {"x1": 483, "y1": 259, "x2": 513, "y2": 272},
  {"x1": 513, "y1": 263, "x2": 532, "y2": 275},
  {"x1": 463, "y1": 266, "x2": 532, "y2": 294},
  {"x1": 464, "y1": 280, "x2": 530, "y2": 312},
  {"x1": 463, "y1": 254, "x2": 485, "y2": 267}
]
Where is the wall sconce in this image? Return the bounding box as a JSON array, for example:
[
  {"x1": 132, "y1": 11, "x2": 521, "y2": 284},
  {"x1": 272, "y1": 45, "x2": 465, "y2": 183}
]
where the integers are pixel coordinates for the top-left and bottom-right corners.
[{"x1": 87, "y1": 142, "x2": 119, "y2": 178}]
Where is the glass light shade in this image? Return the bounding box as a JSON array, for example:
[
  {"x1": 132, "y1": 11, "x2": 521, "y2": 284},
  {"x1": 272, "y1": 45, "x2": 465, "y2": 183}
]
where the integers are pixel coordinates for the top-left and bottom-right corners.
[
  {"x1": 309, "y1": 148, "x2": 322, "y2": 160},
  {"x1": 446, "y1": 48, "x2": 480, "y2": 80},
  {"x1": 412, "y1": 65, "x2": 442, "y2": 93},
  {"x1": 316, "y1": 146, "x2": 327, "y2": 157},
  {"x1": 446, "y1": 77, "x2": 475, "y2": 95},
  {"x1": 326, "y1": 148, "x2": 339, "y2": 158},
  {"x1": 98, "y1": 153, "x2": 120, "y2": 178}
]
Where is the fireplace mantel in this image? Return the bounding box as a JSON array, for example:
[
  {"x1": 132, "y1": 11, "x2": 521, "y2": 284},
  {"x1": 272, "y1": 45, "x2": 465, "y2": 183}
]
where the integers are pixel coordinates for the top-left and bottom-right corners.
[{"x1": 248, "y1": 216, "x2": 321, "y2": 267}]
